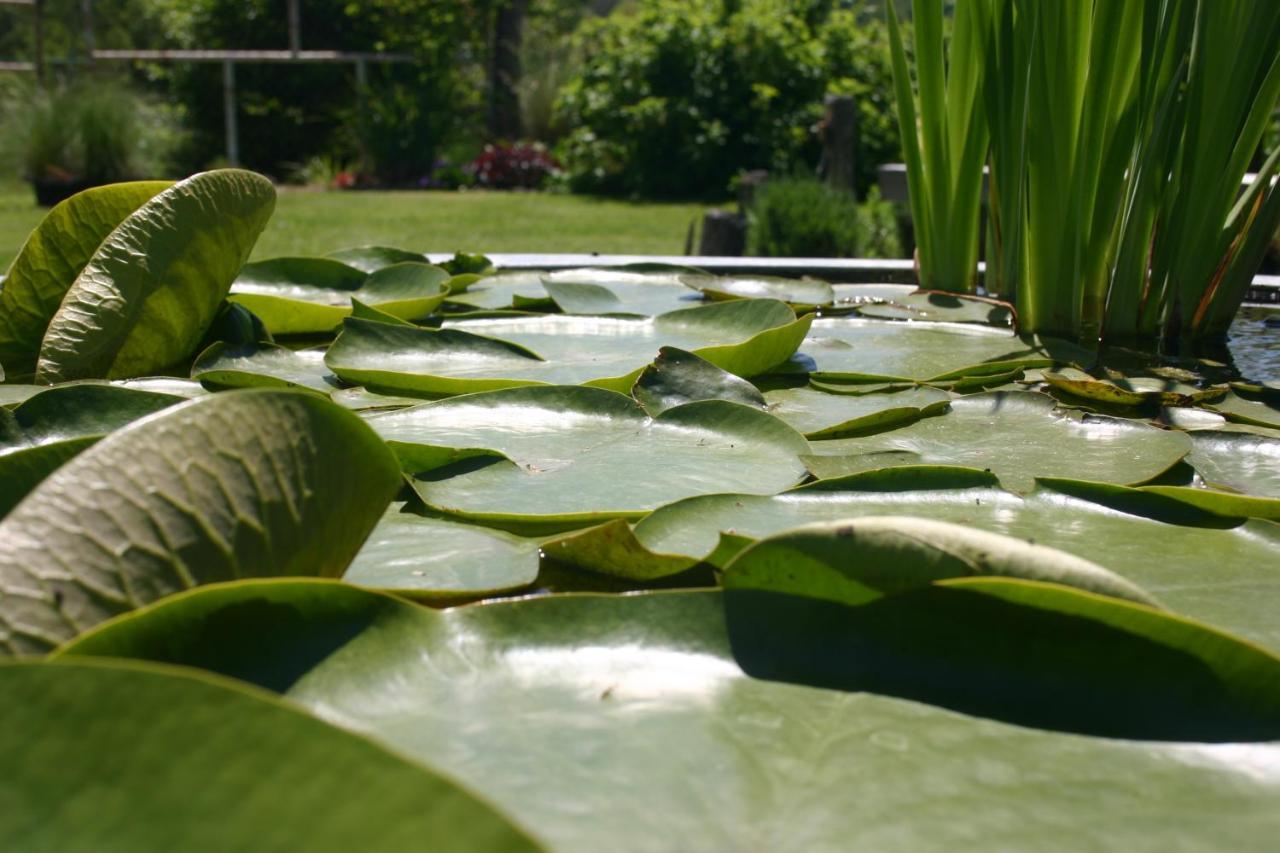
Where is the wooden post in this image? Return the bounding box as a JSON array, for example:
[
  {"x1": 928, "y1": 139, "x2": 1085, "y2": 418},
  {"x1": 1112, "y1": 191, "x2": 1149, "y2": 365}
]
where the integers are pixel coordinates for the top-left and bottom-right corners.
[
  {"x1": 32, "y1": 0, "x2": 45, "y2": 86},
  {"x1": 818, "y1": 94, "x2": 857, "y2": 196},
  {"x1": 354, "y1": 57, "x2": 369, "y2": 174},
  {"x1": 488, "y1": 0, "x2": 528, "y2": 139},
  {"x1": 287, "y1": 0, "x2": 301, "y2": 57},
  {"x1": 222, "y1": 60, "x2": 240, "y2": 166}
]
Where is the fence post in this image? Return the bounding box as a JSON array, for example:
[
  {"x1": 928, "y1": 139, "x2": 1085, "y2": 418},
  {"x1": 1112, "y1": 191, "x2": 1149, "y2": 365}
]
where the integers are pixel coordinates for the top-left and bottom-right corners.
[{"x1": 222, "y1": 60, "x2": 240, "y2": 166}]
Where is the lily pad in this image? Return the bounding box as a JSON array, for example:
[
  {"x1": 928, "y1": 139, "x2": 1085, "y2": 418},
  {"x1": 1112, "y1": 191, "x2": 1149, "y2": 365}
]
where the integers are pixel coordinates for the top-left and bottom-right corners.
[
  {"x1": 1204, "y1": 387, "x2": 1280, "y2": 430},
  {"x1": 230, "y1": 259, "x2": 450, "y2": 334},
  {"x1": 326, "y1": 298, "x2": 812, "y2": 396},
  {"x1": 0, "y1": 659, "x2": 537, "y2": 851},
  {"x1": 590, "y1": 468, "x2": 1280, "y2": 651},
  {"x1": 784, "y1": 318, "x2": 1087, "y2": 384},
  {"x1": 804, "y1": 391, "x2": 1190, "y2": 491},
  {"x1": 344, "y1": 502, "x2": 541, "y2": 600},
  {"x1": 1187, "y1": 431, "x2": 1280, "y2": 498},
  {"x1": 0, "y1": 389, "x2": 402, "y2": 656},
  {"x1": 366, "y1": 385, "x2": 808, "y2": 528},
  {"x1": 193, "y1": 342, "x2": 340, "y2": 393},
  {"x1": 854, "y1": 290, "x2": 1013, "y2": 325},
  {"x1": 0, "y1": 181, "x2": 170, "y2": 377},
  {"x1": 631, "y1": 346, "x2": 767, "y2": 415},
  {"x1": 829, "y1": 282, "x2": 918, "y2": 309},
  {"x1": 36, "y1": 170, "x2": 277, "y2": 382},
  {"x1": 764, "y1": 384, "x2": 951, "y2": 438},
  {"x1": 445, "y1": 271, "x2": 553, "y2": 311},
  {"x1": 62, "y1": 580, "x2": 1280, "y2": 849},
  {"x1": 723, "y1": 525, "x2": 1280, "y2": 739},
  {"x1": 0, "y1": 384, "x2": 183, "y2": 518},
  {"x1": 326, "y1": 244, "x2": 424, "y2": 272},
  {"x1": 1044, "y1": 367, "x2": 1228, "y2": 407},
  {"x1": 330, "y1": 386, "x2": 429, "y2": 411},
  {"x1": 681, "y1": 273, "x2": 834, "y2": 309}
]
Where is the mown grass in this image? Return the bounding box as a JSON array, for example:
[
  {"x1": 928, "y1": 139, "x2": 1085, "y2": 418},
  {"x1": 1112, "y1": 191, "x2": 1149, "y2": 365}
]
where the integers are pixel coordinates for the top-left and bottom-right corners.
[{"x1": 0, "y1": 183, "x2": 715, "y2": 270}]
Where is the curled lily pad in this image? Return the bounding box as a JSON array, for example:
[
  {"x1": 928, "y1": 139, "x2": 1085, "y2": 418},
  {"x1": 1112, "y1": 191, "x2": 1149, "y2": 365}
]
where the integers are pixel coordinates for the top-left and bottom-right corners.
[
  {"x1": 327, "y1": 299, "x2": 812, "y2": 396},
  {"x1": 1044, "y1": 367, "x2": 1228, "y2": 407},
  {"x1": 764, "y1": 384, "x2": 951, "y2": 438},
  {"x1": 804, "y1": 391, "x2": 1190, "y2": 492},
  {"x1": 231, "y1": 259, "x2": 450, "y2": 334},
  {"x1": 344, "y1": 502, "x2": 541, "y2": 601},
  {"x1": 0, "y1": 389, "x2": 402, "y2": 656},
  {"x1": 62, "y1": 580, "x2": 1280, "y2": 848},
  {"x1": 631, "y1": 346, "x2": 767, "y2": 415},
  {"x1": 367, "y1": 385, "x2": 808, "y2": 529},
  {"x1": 444, "y1": 271, "x2": 552, "y2": 311},
  {"x1": 551, "y1": 467, "x2": 1280, "y2": 649},
  {"x1": 193, "y1": 342, "x2": 340, "y2": 394},
  {"x1": 0, "y1": 384, "x2": 183, "y2": 518},
  {"x1": 0, "y1": 181, "x2": 170, "y2": 377},
  {"x1": 722, "y1": 517, "x2": 1155, "y2": 606},
  {"x1": 681, "y1": 273, "x2": 834, "y2": 309},
  {"x1": 36, "y1": 170, "x2": 276, "y2": 383},
  {"x1": 724, "y1": 524, "x2": 1280, "y2": 740},
  {"x1": 1204, "y1": 386, "x2": 1280, "y2": 430},
  {"x1": 326, "y1": 244, "x2": 424, "y2": 272},
  {"x1": 0, "y1": 659, "x2": 538, "y2": 851},
  {"x1": 1187, "y1": 431, "x2": 1280, "y2": 498}
]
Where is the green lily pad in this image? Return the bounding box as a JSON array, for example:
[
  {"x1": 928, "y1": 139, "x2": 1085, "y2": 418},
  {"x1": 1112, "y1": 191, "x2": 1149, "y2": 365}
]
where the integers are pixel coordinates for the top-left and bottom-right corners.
[
  {"x1": 681, "y1": 273, "x2": 834, "y2": 309},
  {"x1": 721, "y1": 516, "x2": 1156, "y2": 605},
  {"x1": 445, "y1": 271, "x2": 553, "y2": 311},
  {"x1": 854, "y1": 290, "x2": 1013, "y2": 325},
  {"x1": 36, "y1": 170, "x2": 276, "y2": 382},
  {"x1": 0, "y1": 385, "x2": 42, "y2": 407},
  {"x1": 829, "y1": 282, "x2": 918, "y2": 309},
  {"x1": 1044, "y1": 367, "x2": 1228, "y2": 407},
  {"x1": 804, "y1": 391, "x2": 1190, "y2": 492},
  {"x1": 0, "y1": 384, "x2": 183, "y2": 518},
  {"x1": 1204, "y1": 387, "x2": 1280, "y2": 430},
  {"x1": 723, "y1": 526, "x2": 1280, "y2": 739},
  {"x1": 330, "y1": 386, "x2": 429, "y2": 411},
  {"x1": 343, "y1": 502, "x2": 541, "y2": 601},
  {"x1": 192, "y1": 342, "x2": 340, "y2": 393},
  {"x1": 764, "y1": 384, "x2": 951, "y2": 438},
  {"x1": 112, "y1": 376, "x2": 209, "y2": 397},
  {"x1": 0, "y1": 659, "x2": 537, "y2": 851},
  {"x1": 0, "y1": 181, "x2": 170, "y2": 377},
  {"x1": 366, "y1": 385, "x2": 808, "y2": 528},
  {"x1": 326, "y1": 299, "x2": 812, "y2": 396},
  {"x1": 230, "y1": 259, "x2": 450, "y2": 334},
  {"x1": 0, "y1": 389, "x2": 402, "y2": 656},
  {"x1": 326, "y1": 244, "x2": 424, "y2": 272},
  {"x1": 62, "y1": 581, "x2": 1280, "y2": 849},
  {"x1": 1187, "y1": 431, "x2": 1280, "y2": 498},
  {"x1": 541, "y1": 278, "x2": 701, "y2": 316},
  {"x1": 785, "y1": 318, "x2": 1086, "y2": 383},
  {"x1": 585, "y1": 468, "x2": 1280, "y2": 651},
  {"x1": 631, "y1": 346, "x2": 767, "y2": 415},
  {"x1": 1140, "y1": 485, "x2": 1280, "y2": 522}
]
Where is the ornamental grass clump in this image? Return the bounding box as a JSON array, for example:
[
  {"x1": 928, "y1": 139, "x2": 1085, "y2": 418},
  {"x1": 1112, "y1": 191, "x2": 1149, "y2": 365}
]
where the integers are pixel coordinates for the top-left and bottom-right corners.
[{"x1": 888, "y1": 0, "x2": 1280, "y2": 351}]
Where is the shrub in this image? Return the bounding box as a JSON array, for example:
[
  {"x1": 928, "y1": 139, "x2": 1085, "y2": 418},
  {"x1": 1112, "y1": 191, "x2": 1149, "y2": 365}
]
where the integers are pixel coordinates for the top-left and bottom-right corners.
[
  {"x1": 555, "y1": 0, "x2": 899, "y2": 199},
  {"x1": 465, "y1": 142, "x2": 562, "y2": 190},
  {"x1": 4, "y1": 76, "x2": 182, "y2": 184},
  {"x1": 749, "y1": 176, "x2": 901, "y2": 259}
]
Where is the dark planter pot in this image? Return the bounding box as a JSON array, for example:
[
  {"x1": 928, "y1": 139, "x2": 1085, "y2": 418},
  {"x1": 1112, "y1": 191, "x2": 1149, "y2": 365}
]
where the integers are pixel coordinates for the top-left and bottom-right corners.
[{"x1": 32, "y1": 177, "x2": 98, "y2": 208}]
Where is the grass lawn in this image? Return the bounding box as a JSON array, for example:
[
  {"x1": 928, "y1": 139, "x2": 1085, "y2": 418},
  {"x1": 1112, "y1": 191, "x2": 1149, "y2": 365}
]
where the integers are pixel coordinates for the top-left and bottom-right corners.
[{"x1": 0, "y1": 182, "x2": 714, "y2": 270}]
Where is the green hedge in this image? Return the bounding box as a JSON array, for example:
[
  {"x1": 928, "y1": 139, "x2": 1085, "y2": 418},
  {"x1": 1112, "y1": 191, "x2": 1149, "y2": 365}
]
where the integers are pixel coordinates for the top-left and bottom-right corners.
[{"x1": 555, "y1": 0, "x2": 899, "y2": 199}]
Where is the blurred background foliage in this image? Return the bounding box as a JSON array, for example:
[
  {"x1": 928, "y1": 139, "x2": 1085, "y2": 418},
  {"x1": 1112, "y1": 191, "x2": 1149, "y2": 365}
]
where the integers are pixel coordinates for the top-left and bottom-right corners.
[{"x1": 0, "y1": 0, "x2": 898, "y2": 197}]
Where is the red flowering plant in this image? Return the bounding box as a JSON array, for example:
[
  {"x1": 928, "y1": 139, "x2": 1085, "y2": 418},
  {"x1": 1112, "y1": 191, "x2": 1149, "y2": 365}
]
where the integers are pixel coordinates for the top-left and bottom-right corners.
[{"x1": 464, "y1": 141, "x2": 562, "y2": 189}]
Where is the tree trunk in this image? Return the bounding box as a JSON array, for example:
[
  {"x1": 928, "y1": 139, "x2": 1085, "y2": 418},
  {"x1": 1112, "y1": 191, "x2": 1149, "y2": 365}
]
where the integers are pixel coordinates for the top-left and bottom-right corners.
[{"x1": 488, "y1": 0, "x2": 529, "y2": 140}]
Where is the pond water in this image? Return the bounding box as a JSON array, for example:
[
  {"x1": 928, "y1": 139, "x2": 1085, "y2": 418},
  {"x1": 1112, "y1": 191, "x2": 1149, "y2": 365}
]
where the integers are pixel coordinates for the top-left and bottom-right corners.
[{"x1": 1228, "y1": 307, "x2": 1280, "y2": 384}]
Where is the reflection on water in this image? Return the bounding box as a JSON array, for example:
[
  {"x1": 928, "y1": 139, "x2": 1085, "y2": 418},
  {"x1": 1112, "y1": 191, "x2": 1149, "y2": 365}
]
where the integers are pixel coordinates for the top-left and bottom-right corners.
[{"x1": 1229, "y1": 307, "x2": 1280, "y2": 384}]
